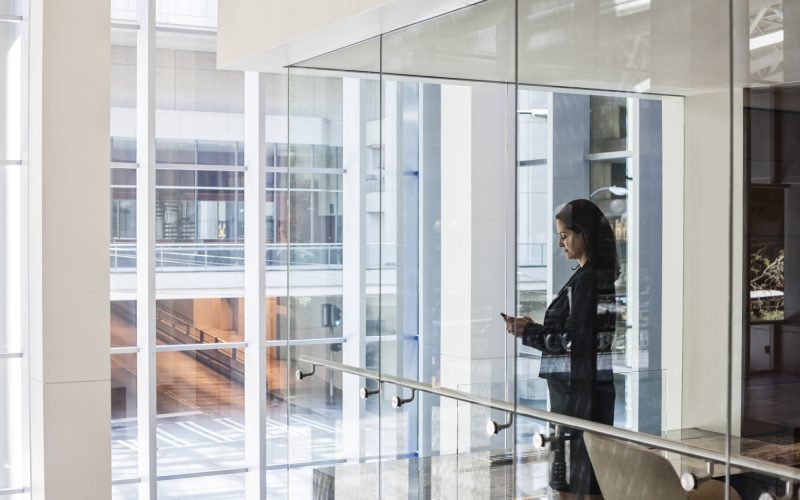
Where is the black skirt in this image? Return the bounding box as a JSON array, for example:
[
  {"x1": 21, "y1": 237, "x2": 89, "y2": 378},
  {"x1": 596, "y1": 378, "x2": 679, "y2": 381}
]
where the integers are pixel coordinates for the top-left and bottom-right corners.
[{"x1": 546, "y1": 379, "x2": 616, "y2": 495}]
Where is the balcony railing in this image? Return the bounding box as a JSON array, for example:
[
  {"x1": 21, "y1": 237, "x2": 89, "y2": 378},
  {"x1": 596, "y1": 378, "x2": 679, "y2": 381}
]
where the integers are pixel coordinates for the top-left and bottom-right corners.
[
  {"x1": 110, "y1": 242, "x2": 343, "y2": 271},
  {"x1": 110, "y1": 242, "x2": 543, "y2": 272}
]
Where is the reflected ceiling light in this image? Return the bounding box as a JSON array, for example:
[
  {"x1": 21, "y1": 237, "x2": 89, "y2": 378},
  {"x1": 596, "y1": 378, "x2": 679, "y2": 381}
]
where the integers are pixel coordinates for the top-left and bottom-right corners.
[
  {"x1": 750, "y1": 30, "x2": 783, "y2": 50},
  {"x1": 590, "y1": 186, "x2": 628, "y2": 198},
  {"x1": 606, "y1": 0, "x2": 651, "y2": 16},
  {"x1": 517, "y1": 108, "x2": 549, "y2": 120},
  {"x1": 633, "y1": 78, "x2": 651, "y2": 93}
]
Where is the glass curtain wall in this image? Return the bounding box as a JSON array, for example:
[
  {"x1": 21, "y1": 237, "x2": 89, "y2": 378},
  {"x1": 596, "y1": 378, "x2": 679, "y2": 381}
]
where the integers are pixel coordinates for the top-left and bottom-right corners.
[
  {"x1": 0, "y1": 1, "x2": 26, "y2": 497},
  {"x1": 110, "y1": 0, "x2": 800, "y2": 498}
]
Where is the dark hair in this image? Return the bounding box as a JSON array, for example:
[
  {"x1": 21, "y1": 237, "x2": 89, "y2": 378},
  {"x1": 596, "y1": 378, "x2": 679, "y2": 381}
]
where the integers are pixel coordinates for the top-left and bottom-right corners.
[{"x1": 555, "y1": 199, "x2": 620, "y2": 278}]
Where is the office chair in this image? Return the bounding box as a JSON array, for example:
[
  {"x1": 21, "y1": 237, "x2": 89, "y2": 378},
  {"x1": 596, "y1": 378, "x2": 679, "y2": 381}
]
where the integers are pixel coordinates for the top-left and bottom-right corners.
[{"x1": 584, "y1": 432, "x2": 741, "y2": 500}]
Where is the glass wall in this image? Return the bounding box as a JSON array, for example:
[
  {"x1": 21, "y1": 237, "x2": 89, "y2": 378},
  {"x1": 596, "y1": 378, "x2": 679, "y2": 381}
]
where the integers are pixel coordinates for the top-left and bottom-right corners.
[
  {"x1": 288, "y1": 0, "x2": 738, "y2": 498},
  {"x1": 108, "y1": 0, "x2": 800, "y2": 498}
]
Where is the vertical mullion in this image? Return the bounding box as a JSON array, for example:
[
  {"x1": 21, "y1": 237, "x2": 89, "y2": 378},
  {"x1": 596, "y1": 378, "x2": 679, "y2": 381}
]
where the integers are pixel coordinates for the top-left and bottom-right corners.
[
  {"x1": 135, "y1": 0, "x2": 156, "y2": 498},
  {"x1": 244, "y1": 71, "x2": 267, "y2": 500},
  {"x1": 19, "y1": 0, "x2": 31, "y2": 494}
]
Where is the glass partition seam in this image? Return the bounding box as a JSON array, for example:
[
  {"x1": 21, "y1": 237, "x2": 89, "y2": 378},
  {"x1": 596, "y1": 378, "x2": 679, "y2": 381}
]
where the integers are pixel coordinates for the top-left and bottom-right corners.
[
  {"x1": 725, "y1": 0, "x2": 734, "y2": 491},
  {"x1": 512, "y1": 0, "x2": 519, "y2": 480},
  {"x1": 284, "y1": 64, "x2": 291, "y2": 497},
  {"x1": 19, "y1": 1, "x2": 31, "y2": 493},
  {"x1": 378, "y1": 31, "x2": 383, "y2": 494}
]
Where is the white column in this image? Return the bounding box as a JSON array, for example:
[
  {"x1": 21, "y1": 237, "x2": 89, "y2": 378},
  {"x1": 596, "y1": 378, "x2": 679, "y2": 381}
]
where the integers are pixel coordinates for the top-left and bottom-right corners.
[
  {"x1": 439, "y1": 84, "x2": 513, "y2": 452},
  {"x1": 244, "y1": 71, "x2": 267, "y2": 500},
  {"x1": 27, "y1": 0, "x2": 110, "y2": 498},
  {"x1": 681, "y1": 90, "x2": 731, "y2": 434},
  {"x1": 660, "y1": 97, "x2": 684, "y2": 433},
  {"x1": 342, "y1": 77, "x2": 367, "y2": 460},
  {"x1": 136, "y1": 0, "x2": 156, "y2": 498}
]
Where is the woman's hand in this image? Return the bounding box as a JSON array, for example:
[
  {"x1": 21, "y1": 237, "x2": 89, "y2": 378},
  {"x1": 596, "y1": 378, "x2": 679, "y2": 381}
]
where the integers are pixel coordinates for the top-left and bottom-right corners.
[{"x1": 502, "y1": 314, "x2": 537, "y2": 336}]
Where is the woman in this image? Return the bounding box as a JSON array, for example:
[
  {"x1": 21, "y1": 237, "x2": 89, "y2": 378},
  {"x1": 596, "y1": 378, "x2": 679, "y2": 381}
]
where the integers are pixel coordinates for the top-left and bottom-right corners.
[{"x1": 504, "y1": 199, "x2": 619, "y2": 500}]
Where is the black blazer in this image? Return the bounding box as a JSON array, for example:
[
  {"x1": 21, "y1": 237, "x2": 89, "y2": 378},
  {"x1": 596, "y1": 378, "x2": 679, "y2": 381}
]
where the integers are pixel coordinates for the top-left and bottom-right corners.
[{"x1": 522, "y1": 260, "x2": 617, "y2": 416}]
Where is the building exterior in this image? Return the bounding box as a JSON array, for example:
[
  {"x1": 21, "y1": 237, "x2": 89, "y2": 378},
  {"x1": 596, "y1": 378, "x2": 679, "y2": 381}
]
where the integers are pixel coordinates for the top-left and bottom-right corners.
[{"x1": 1, "y1": 0, "x2": 800, "y2": 499}]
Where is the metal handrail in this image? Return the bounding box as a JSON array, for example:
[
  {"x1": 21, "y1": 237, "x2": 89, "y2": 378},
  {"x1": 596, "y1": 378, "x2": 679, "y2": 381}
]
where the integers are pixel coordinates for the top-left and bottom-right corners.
[{"x1": 297, "y1": 355, "x2": 800, "y2": 484}]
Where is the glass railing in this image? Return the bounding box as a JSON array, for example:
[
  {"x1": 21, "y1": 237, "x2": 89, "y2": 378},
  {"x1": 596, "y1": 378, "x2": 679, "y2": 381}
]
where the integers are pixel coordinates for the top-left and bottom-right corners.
[{"x1": 293, "y1": 355, "x2": 800, "y2": 497}]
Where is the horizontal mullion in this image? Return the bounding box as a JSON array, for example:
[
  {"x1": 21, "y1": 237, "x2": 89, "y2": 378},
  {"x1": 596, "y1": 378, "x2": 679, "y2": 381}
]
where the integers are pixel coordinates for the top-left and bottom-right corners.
[
  {"x1": 0, "y1": 352, "x2": 23, "y2": 359},
  {"x1": 158, "y1": 163, "x2": 245, "y2": 172},
  {"x1": 264, "y1": 337, "x2": 346, "y2": 348},
  {"x1": 584, "y1": 151, "x2": 632, "y2": 161},
  {"x1": 155, "y1": 185, "x2": 242, "y2": 191},
  {"x1": 110, "y1": 347, "x2": 139, "y2": 355},
  {"x1": 0, "y1": 159, "x2": 23, "y2": 166},
  {"x1": 157, "y1": 467, "x2": 247, "y2": 482},
  {"x1": 0, "y1": 15, "x2": 23, "y2": 23},
  {"x1": 267, "y1": 167, "x2": 345, "y2": 175},
  {"x1": 154, "y1": 342, "x2": 246, "y2": 353},
  {"x1": 110, "y1": 477, "x2": 140, "y2": 486},
  {"x1": 0, "y1": 487, "x2": 26, "y2": 495}
]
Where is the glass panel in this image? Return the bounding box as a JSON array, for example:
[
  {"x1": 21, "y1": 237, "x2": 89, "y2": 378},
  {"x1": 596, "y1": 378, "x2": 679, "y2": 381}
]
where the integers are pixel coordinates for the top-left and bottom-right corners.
[
  {"x1": 156, "y1": 140, "x2": 196, "y2": 165},
  {"x1": 197, "y1": 140, "x2": 236, "y2": 166},
  {"x1": 110, "y1": 25, "x2": 137, "y2": 367},
  {"x1": 739, "y1": 0, "x2": 788, "y2": 87},
  {"x1": 0, "y1": 22, "x2": 22, "y2": 161},
  {"x1": 110, "y1": 0, "x2": 137, "y2": 23},
  {"x1": 379, "y1": 14, "x2": 517, "y2": 473},
  {"x1": 111, "y1": 300, "x2": 137, "y2": 348},
  {"x1": 111, "y1": 353, "x2": 137, "y2": 480},
  {"x1": 0, "y1": 359, "x2": 24, "y2": 490},
  {"x1": 0, "y1": 0, "x2": 19, "y2": 16},
  {"x1": 516, "y1": 87, "x2": 684, "y2": 494},
  {"x1": 155, "y1": 298, "x2": 244, "y2": 347},
  {"x1": 157, "y1": 473, "x2": 245, "y2": 499},
  {"x1": 0, "y1": 164, "x2": 23, "y2": 354},
  {"x1": 111, "y1": 26, "x2": 137, "y2": 169},
  {"x1": 517, "y1": 0, "x2": 732, "y2": 497},
  {"x1": 734, "y1": 3, "x2": 800, "y2": 495},
  {"x1": 0, "y1": 21, "x2": 23, "y2": 354},
  {"x1": 293, "y1": 36, "x2": 381, "y2": 74},
  {"x1": 739, "y1": 81, "x2": 800, "y2": 493},
  {"x1": 287, "y1": 57, "x2": 380, "y2": 498},
  {"x1": 111, "y1": 483, "x2": 138, "y2": 500},
  {"x1": 518, "y1": 0, "x2": 730, "y2": 94},
  {"x1": 381, "y1": 0, "x2": 515, "y2": 83},
  {"x1": 155, "y1": 31, "x2": 244, "y2": 287},
  {"x1": 156, "y1": 350, "x2": 244, "y2": 475},
  {"x1": 156, "y1": 0, "x2": 217, "y2": 29}
]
